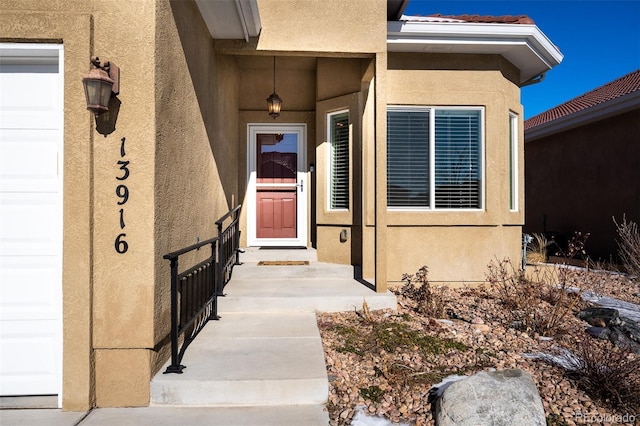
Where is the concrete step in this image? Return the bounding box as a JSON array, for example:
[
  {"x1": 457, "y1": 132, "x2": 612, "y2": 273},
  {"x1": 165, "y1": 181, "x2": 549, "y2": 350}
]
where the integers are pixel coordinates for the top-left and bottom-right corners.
[
  {"x1": 151, "y1": 313, "x2": 328, "y2": 407},
  {"x1": 232, "y1": 261, "x2": 355, "y2": 280},
  {"x1": 238, "y1": 247, "x2": 318, "y2": 263},
  {"x1": 80, "y1": 404, "x2": 329, "y2": 426},
  {"x1": 219, "y1": 278, "x2": 395, "y2": 313},
  {"x1": 222, "y1": 261, "x2": 396, "y2": 313}
]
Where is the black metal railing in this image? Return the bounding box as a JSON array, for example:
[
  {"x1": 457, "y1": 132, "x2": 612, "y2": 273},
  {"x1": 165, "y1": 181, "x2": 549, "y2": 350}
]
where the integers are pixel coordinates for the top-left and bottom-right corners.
[
  {"x1": 216, "y1": 204, "x2": 243, "y2": 294},
  {"x1": 162, "y1": 205, "x2": 242, "y2": 374}
]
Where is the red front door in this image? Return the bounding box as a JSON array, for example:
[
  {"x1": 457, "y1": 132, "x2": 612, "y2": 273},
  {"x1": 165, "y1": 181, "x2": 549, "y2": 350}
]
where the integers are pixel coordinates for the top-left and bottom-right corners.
[{"x1": 256, "y1": 133, "x2": 298, "y2": 239}]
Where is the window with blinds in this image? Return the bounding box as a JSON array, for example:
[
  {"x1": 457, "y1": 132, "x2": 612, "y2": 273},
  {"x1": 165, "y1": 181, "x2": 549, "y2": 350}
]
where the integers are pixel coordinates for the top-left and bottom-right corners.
[
  {"x1": 509, "y1": 112, "x2": 518, "y2": 211},
  {"x1": 434, "y1": 109, "x2": 481, "y2": 208},
  {"x1": 387, "y1": 109, "x2": 430, "y2": 207},
  {"x1": 328, "y1": 110, "x2": 350, "y2": 210},
  {"x1": 387, "y1": 107, "x2": 483, "y2": 210}
]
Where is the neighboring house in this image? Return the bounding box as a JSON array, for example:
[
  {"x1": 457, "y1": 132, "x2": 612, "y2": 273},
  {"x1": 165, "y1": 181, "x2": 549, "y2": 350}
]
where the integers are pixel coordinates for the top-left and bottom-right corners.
[
  {"x1": 524, "y1": 70, "x2": 640, "y2": 261},
  {"x1": 0, "y1": 0, "x2": 561, "y2": 410}
]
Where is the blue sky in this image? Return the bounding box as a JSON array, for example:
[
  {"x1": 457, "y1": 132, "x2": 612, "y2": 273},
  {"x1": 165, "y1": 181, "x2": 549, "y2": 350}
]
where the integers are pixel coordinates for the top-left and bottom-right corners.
[{"x1": 403, "y1": 0, "x2": 640, "y2": 119}]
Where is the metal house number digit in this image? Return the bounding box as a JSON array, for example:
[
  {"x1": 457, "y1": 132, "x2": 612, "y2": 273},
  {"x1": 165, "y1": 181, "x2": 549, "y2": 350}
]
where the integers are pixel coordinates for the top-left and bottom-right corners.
[{"x1": 115, "y1": 137, "x2": 129, "y2": 254}]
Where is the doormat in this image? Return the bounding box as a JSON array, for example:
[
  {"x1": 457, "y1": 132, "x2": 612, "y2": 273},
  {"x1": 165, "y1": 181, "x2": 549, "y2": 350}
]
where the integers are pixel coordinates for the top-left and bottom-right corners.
[{"x1": 257, "y1": 260, "x2": 309, "y2": 266}]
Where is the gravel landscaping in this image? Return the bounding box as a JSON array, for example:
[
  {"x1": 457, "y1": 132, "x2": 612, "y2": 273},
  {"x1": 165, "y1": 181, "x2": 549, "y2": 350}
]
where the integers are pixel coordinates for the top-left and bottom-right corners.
[{"x1": 318, "y1": 262, "x2": 640, "y2": 425}]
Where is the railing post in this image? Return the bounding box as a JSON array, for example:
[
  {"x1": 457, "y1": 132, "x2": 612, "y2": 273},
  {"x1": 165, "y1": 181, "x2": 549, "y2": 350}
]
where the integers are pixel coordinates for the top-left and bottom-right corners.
[
  {"x1": 216, "y1": 220, "x2": 225, "y2": 296},
  {"x1": 210, "y1": 240, "x2": 220, "y2": 320},
  {"x1": 234, "y1": 209, "x2": 242, "y2": 266},
  {"x1": 164, "y1": 257, "x2": 185, "y2": 374}
]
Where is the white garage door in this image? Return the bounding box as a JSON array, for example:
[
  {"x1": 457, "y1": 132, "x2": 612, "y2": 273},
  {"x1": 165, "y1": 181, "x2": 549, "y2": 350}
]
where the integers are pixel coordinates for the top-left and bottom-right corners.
[{"x1": 0, "y1": 44, "x2": 63, "y2": 399}]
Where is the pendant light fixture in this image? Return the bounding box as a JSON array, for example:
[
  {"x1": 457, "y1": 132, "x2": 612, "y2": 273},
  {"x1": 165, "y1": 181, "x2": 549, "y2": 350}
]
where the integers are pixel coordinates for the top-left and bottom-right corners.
[{"x1": 266, "y1": 56, "x2": 282, "y2": 119}]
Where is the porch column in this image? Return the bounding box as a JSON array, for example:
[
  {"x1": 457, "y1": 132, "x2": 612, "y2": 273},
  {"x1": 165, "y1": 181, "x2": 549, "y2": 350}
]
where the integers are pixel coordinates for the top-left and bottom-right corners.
[{"x1": 374, "y1": 52, "x2": 388, "y2": 292}]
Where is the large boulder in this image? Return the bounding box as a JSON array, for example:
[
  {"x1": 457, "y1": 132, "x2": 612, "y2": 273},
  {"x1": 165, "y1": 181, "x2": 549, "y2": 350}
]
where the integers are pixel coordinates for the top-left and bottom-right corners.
[{"x1": 433, "y1": 369, "x2": 545, "y2": 426}]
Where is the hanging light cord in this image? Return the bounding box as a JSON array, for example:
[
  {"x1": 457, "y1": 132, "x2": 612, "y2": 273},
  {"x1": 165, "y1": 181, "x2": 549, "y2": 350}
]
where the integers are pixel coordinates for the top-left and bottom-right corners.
[{"x1": 273, "y1": 56, "x2": 276, "y2": 92}]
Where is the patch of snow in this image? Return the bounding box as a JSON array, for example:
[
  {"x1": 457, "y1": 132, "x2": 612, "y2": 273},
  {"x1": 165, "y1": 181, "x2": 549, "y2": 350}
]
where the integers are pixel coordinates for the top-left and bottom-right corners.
[
  {"x1": 428, "y1": 374, "x2": 468, "y2": 399},
  {"x1": 400, "y1": 14, "x2": 465, "y2": 23},
  {"x1": 350, "y1": 405, "x2": 410, "y2": 426},
  {"x1": 581, "y1": 292, "x2": 640, "y2": 323},
  {"x1": 521, "y1": 348, "x2": 582, "y2": 371}
]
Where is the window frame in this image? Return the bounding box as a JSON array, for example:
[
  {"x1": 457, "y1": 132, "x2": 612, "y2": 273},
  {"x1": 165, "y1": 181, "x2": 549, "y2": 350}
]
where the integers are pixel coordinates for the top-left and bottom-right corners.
[
  {"x1": 387, "y1": 105, "x2": 485, "y2": 211},
  {"x1": 326, "y1": 109, "x2": 350, "y2": 212},
  {"x1": 509, "y1": 111, "x2": 519, "y2": 212}
]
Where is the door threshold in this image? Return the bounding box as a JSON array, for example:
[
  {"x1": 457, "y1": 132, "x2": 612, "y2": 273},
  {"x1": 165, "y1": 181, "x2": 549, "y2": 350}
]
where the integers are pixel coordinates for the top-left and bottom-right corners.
[{"x1": 259, "y1": 246, "x2": 307, "y2": 250}]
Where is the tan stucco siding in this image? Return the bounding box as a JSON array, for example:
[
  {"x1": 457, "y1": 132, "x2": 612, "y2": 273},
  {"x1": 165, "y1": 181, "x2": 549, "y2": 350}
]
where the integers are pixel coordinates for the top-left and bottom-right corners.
[
  {"x1": 0, "y1": 7, "x2": 95, "y2": 411},
  {"x1": 386, "y1": 226, "x2": 522, "y2": 284},
  {"x1": 383, "y1": 56, "x2": 524, "y2": 284},
  {"x1": 2, "y1": 0, "x2": 231, "y2": 410},
  {"x1": 256, "y1": 0, "x2": 386, "y2": 53},
  {"x1": 153, "y1": 0, "x2": 242, "y2": 375}
]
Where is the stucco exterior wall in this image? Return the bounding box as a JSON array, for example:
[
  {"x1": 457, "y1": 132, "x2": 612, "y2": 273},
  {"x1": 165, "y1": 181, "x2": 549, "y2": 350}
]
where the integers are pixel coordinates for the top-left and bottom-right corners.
[
  {"x1": 153, "y1": 0, "x2": 240, "y2": 377},
  {"x1": 386, "y1": 226, "x2": 522, "y2": 284},
  {"x1": 525, "y1": 109, "x2": 640, "y2": 260},
  {"x1": 1, "y1": 0, "x2": 162, "y2": 410},
  {"x1": 256, "y1": 0, "x2": 386, "y2": 53},
  {"x1": 1, "y1": 3, "x2": 95, "y2": 411},
  {"x1": 315, "y1": 58, "x2": 367, "y2": 266},
  {"x1": 1, "y1": 0, "x2": 241, "y2": 410},
  {"x1": 384, "y1": 53, "x2": 524, "y2": 284}
]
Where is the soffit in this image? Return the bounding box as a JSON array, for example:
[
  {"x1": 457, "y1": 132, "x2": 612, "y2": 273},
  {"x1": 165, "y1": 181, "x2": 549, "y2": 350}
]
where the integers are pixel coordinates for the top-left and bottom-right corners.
[
  {"x1": 387, "y1": 18, "x2": 563, "y2": 85},
  {"x1": 195, "y1": 0, "x2": 261, "y2": 42}
]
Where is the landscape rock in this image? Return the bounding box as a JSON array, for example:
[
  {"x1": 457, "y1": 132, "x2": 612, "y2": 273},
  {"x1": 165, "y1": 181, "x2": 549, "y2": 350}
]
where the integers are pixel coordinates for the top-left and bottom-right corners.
[
  {"x1": 433, "y1": 369, "x2": 545, "y2": 426},
  {"x1": 577, "y1": 307, "x2": 640, "y2": 353}
]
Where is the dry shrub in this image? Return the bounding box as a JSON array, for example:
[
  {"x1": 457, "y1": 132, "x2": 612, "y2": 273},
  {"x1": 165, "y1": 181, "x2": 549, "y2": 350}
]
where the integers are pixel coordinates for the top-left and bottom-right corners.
[
  {"x1": 613, "y1": 215, "x2": 640, "y2": 276},
  {"x1": 548, "y1": 341, "x2": 640, "y2": 412},
  {"x1": 486, "y1": 258, "x2": 583, "y2": 337},
  {"x1": 526, "y1": 232, "x2": 548, "y2": 264},
  {"x1": 396, "y1": 265, "x2": 445, "y2": 318}
]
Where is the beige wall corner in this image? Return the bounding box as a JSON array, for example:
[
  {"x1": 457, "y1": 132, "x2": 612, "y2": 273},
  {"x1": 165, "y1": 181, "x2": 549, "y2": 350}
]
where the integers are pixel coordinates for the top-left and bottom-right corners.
[{"x1": 94, "y1": 349, "x2": 151, "y2": 407}]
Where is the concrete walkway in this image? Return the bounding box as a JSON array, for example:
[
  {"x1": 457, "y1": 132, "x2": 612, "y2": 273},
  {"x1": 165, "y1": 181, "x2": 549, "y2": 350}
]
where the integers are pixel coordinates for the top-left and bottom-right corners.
[{"x1": 0, "y1": 248, "x2": 396, "y2": 425}]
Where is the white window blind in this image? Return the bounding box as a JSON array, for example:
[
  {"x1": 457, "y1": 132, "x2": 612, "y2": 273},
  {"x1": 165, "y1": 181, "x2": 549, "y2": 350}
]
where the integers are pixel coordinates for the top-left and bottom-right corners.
[
  {"x1": 387, "y1": 107, "x2": 483, "y2": 210},
  {"x1": 329, "y1": 111, "x2": 350, "y2": 210},
  {"x1": 434, "y1": 109, "x2": 481, "y2": 209},
  {"x1": 387, "y1": 109, "x2": 430, "y2": 207}
]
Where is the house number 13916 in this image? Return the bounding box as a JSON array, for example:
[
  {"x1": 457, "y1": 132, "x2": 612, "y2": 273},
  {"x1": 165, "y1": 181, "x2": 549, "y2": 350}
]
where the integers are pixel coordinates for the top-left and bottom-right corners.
[{"x1": 115, "y1": 137, "x2": 129, "y2": 254}]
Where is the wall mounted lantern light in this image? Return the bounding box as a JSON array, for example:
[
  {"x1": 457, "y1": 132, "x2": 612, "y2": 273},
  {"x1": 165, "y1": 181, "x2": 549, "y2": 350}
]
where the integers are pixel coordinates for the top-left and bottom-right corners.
[
  {"x1": 266, "y1": 56, "x2": 282, "y2": 119},
  {"x1": 82, "y1": 56, "x2": 120, "y2": 116}
]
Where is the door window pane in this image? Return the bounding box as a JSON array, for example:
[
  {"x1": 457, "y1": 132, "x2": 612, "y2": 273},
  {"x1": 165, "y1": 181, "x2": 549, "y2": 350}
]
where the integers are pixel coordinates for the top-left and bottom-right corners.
[{"x1": 257, "y1": 133, "x2": 297, "y2": 183}]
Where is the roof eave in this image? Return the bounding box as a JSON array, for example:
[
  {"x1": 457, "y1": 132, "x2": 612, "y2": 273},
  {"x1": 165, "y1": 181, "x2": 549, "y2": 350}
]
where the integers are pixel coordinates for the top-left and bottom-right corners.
[
  {"x1": 196, "y1": 0, "x2": 261, "y2": 42},
  {"x1": 525, "y1": 90, "x2": 640, "y2": 141},
  {"x1": 387, "y1": 21, "x2": 563, "y2": 85}
]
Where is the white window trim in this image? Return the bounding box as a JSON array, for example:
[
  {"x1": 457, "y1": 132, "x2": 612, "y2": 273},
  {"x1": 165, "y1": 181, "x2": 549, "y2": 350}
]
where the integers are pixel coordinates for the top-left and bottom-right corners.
[
  {"x1": 387, "y1": 105, "x2": 485, "y2": 212},
  {"x1": 509, "y1": 112, "x2": 519, "y2": 212},
  {"x1": 326, "y1": 109, "x2": 350, "y2": 212}
]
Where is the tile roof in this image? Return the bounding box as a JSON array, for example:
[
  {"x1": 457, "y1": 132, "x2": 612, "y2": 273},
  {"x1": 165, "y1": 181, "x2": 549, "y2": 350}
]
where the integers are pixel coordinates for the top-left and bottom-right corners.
[
  {"x1": 402, "y1": 14, "x2": 535, "y2": 24},
  {"x1": 525, "y1": 69, "x2": 640, "y2": 130}
]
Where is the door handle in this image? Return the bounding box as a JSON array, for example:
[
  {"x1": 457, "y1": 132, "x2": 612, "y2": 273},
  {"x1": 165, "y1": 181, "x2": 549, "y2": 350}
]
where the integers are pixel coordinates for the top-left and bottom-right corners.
[{"x1": 297, "y1": 179, "x2": 304, "y2": 192}]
